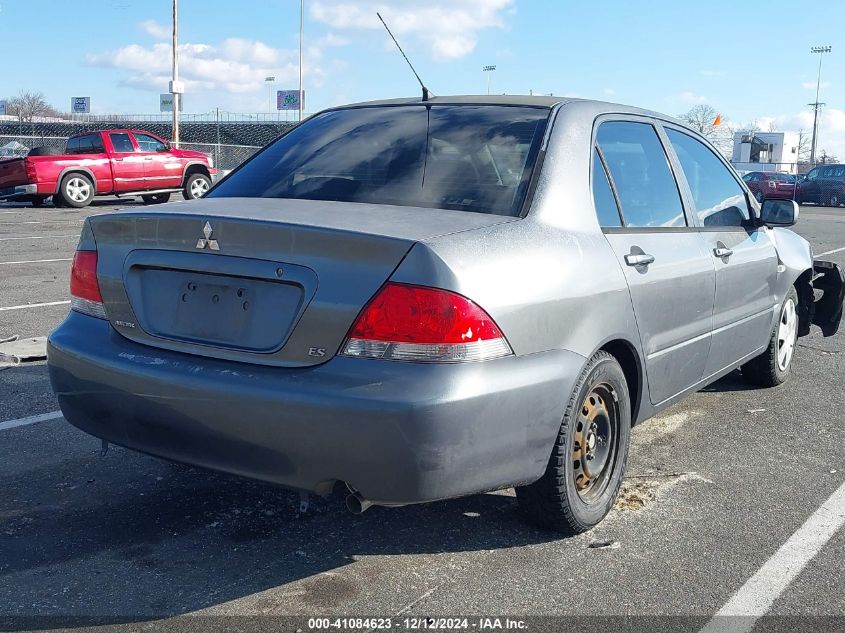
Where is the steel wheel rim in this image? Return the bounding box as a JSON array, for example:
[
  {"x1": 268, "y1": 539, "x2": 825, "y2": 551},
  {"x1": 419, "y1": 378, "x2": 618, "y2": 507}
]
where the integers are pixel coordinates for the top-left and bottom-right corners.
[
  {"x1": 831, "y1": 195, "x2": 839, "y2": 207},
  {"x1": 573, "y1": 383, "x2": 620, "y2": 502},
  {"x1": 66, "y1": 177, "x2": 91, "y2": 202},
  {"x1": 190, "y1": 178, "x2": 209, "y2": 198},
  {"x1": 755, "y1": 191, "x2": 763, "y2": 202},
  {"x1": 777, "y1": 298, "x2": 797, "y2": 371}
]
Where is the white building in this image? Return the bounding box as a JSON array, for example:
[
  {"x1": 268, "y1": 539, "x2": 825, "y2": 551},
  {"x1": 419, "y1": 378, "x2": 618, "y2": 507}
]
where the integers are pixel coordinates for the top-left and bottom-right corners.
[{"x1": 731, "y1": 131, "x2": 800, "y2": 174}]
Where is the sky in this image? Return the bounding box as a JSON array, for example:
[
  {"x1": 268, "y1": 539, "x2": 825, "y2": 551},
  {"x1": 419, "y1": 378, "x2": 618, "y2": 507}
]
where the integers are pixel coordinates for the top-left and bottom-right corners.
[{"x1": 2, "y1": 0, "x2": 845, "y2": 155}]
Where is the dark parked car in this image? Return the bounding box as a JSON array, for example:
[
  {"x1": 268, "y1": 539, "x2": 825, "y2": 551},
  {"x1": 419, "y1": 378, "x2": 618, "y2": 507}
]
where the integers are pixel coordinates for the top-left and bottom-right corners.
[
  {"x1": 796, "y1": 164, "x2": 845, "y2": 207},
  {"x1": 741, "y1": 171, "x2": 796, "y2": 202},
  {"x1": 47, "y1": 96, "x2": 845, "y2": 535}
]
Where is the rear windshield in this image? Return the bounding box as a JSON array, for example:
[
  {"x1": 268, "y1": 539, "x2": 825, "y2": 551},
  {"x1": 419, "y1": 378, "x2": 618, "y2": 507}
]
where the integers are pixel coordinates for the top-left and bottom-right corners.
[{"x1": 208, "y1": 105, "x2": 550, "y2": 216}]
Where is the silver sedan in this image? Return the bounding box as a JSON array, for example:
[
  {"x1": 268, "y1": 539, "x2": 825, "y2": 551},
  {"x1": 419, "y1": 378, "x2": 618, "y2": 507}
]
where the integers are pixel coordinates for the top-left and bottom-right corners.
[{"x1": 48, "y1": 96, "x2": 844, "y2": 534}]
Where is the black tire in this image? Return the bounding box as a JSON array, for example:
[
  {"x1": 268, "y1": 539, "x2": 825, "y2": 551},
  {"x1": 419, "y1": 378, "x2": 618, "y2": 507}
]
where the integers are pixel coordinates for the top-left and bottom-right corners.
[
  {"x1": 183, "y1": 173, "x2": 211, "y2": 200},
  {"x1": 56, "y1": 173, "x2": 94, "y2": 208},
  {"x1": 829, "y1": 192, "x2": 840, "y2": 208},
  {"x1": 30, "y1": 196, "x2": 47, "y2": 208},
  {"x1": 142, "y1": 193, "x2": 172, "y2": 205},
  {"x1": 741, "y1": 286, "x2": 799, "y2": 387},
  {"x1": 516, "y1": 351, "x2": 631, "y2": 534}
]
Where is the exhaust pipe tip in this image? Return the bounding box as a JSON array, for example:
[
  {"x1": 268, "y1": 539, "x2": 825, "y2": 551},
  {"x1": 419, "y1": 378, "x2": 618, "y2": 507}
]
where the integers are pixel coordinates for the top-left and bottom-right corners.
[{"x1": 345, "y1": 492, "x2": 373, "y2": 514}]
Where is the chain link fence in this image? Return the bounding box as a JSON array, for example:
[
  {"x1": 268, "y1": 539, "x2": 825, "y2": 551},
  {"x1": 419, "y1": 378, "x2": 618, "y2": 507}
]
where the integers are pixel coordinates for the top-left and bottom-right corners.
[{"x1": 0, "y1": 135, "x2": 262, "y2": 172}]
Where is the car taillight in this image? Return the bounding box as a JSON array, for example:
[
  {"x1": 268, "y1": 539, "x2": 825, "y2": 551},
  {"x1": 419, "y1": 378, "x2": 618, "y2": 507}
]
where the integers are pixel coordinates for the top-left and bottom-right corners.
[
  {"x1": 70, "y1": 250, "x2": 107, "y2": 319},
  {"x1": 341, "y1": 283, "x2": 512, "y2": 363},
  {"x1": 24, "y1": 161, "x2": 37, "y2": 182}
]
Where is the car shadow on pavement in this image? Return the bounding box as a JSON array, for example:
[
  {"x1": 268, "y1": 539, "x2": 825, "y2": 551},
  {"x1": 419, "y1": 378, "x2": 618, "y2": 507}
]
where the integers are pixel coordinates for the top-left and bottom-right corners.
[
  {"x1": 0, "y1": 443, "x2": 557, "y2": 623},
  {"x1": 700, "y1": 369, "x2": 756, "y2": 393}
]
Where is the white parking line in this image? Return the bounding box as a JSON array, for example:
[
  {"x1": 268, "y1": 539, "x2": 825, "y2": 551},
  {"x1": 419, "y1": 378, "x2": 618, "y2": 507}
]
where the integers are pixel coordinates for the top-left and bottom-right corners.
[
  {"x1": 698, "y1": 480, "x2": 845, "y2": 633},
  {"x1": 0, "y1": 234, "x2": 77, "y2": 241},
  {"x1": 0, "y1": 410, "x2": 64, "y2": 432},
  {"x1": 0, "y1": 258, "x2": 72, "y2": 265},
  {"x1": 816, "y1": 246, "x2": 845, "y2": 257},
  {"x1": 0, "y1": 300, "x2": 70, "y2": 312}
]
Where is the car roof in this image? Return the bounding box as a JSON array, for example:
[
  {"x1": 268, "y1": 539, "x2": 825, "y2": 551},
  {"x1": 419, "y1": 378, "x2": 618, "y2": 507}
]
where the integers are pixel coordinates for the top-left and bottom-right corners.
[{"x1": 324, "y1": 94, "x2": 685, "y2": 123}]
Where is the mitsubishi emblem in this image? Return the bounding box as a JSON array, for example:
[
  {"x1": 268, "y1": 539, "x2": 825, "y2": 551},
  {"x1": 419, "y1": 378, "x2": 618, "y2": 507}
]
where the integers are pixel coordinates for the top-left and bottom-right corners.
[{"x1": 196, "y1": 221, "x2": 219, "y2": 251}]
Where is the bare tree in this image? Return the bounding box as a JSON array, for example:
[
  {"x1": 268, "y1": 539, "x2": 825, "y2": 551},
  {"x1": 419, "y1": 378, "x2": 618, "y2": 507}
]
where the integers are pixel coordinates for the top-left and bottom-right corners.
[
  {"x1": 817, "y1": 150, "x2": 838, "y2": 164},
  {"x1": 797, "y1": 130, "x2": 811, "y2": 164},
  {"x1": 679, "y1": 104, "x2": 734, "y2": 156},
  {"x1": 4, "y1": 91, "x2": 60, "y2": 122}
]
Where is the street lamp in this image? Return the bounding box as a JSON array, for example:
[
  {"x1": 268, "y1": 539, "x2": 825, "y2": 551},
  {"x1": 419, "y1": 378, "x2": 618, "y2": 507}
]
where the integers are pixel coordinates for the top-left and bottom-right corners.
[
  {"x1": 809, "y1": 45, "x2": 831, "y2": 165},
  {"x1": 483, "y1": 65, "x2": 496, "y2": 96},
  {"x1": 265, "y1": 76, "x2": 276, "y2": 114},
  {"x1": 169, "y1": 0, "x2": 184, "y2": 148},
  {"x1": 299, "y1": 0, "x2": 304, "y2": 122}
]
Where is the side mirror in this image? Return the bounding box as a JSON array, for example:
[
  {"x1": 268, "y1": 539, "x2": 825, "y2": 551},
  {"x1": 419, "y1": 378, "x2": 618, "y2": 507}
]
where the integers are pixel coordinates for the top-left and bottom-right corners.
[{"x1": 761, "y1": 199, "x2": 799, "y2": 227}]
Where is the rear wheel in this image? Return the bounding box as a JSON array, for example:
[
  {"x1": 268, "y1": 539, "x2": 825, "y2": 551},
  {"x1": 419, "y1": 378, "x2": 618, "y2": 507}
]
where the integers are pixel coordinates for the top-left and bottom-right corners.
[
  {"x1": 56, "y1": 173, "x2": 94, "y2": 208},
  {"x1": 30, "y1": 196, "x2": 47, "y2": 208},
  {"x1": 142, "y1": 193, "x2": 172, "y2": 205},
  {"x1": 829, "y1": 192, "x2": 840, "y2": 207},
  {"x1": 516, "y1": 351, "x2": 631, "y2": 534},
  {"x1": 742, "y1": 286, "x2": 798, "y2": 387},
  {"x1": 183, "y1": 173, "x2": 211, "y2": 200}
]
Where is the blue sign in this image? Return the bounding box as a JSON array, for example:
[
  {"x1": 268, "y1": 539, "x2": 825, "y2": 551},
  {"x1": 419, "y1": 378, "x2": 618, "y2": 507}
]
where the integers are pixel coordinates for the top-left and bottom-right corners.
[
  {"x1": 0, "y1": 101, "x2": 6, "y2": 117},
  {"x1": 71, "y1": 97, "x2": 90, "y2": 114}
]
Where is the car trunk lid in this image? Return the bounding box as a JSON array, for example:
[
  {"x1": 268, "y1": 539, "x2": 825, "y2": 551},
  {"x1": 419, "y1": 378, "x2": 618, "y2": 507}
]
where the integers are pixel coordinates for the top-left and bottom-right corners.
[{"x1": 89, "y1": 197, "x2": 516, "y2": 367}]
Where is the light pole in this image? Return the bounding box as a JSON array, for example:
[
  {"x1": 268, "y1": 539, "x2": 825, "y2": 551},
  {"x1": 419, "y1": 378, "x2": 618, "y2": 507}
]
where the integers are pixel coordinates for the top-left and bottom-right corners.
[
  {"x1": 483, "y1": 65, "x2": 496, "y2": 95},
  {"x1": 809, "y1": 45, "x2": 831, "y2": 165},
  {"x1": 170, "y1": 0, "x2": 183, "y2": 148},
  {"x1": 265, "y1": 76, "x2": 276, "y2": 114}
]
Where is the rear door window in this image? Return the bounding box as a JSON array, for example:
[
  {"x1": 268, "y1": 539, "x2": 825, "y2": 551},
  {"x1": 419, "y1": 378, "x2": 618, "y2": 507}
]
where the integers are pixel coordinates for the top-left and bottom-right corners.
[
  {"x1": 596, "y1": 121, "x2": 686, "y2": 227},
  {"x1": 68, "y1": 134, "x2": 104, "y2": 155},
  {"x1": 665, "y1": 128, "x2": 750, "y2": 227},
  {"x1": 208, "y1": 105, "x2": 549, "y2": 216}
]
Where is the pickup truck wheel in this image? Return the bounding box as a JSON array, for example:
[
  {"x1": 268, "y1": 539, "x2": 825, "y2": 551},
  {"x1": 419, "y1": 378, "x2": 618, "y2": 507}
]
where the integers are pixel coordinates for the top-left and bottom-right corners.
[
  {"x1": 516, "y1": 351, "x2": 630, "y2": 534},
  {"x1": 142, "y1": 193, "x2": 171, "y2": 205},
  {"x1": 742, "y1": 286, "x2": 798, "y2": 387},
  {"x1": 184, "y1": 173, "x2": 211, "y2": 200},
  {"x1": 58, "y1": 174, "x2": 94, "y2": 208}
]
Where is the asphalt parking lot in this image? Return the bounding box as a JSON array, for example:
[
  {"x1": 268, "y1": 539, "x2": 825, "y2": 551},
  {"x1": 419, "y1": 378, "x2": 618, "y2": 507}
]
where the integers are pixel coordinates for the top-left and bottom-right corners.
[{"x1": 0, "y1": 199, "x2": 843, "y2": 632}]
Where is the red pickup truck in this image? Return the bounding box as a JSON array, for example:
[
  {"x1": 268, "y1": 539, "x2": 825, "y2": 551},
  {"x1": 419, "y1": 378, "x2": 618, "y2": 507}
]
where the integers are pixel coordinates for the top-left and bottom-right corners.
[{"x1": 0, "y1": 129, "x2": 216, "y2": 208}]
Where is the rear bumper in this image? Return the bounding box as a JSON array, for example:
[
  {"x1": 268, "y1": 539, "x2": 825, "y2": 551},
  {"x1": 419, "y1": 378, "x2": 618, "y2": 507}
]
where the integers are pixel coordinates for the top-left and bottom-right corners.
[
  {"x1": 48, "y1": 312, "x2": 583, "y2": 504},
  {"x1": 0, "y1": 183, "x2": 37, "y2": 200}
]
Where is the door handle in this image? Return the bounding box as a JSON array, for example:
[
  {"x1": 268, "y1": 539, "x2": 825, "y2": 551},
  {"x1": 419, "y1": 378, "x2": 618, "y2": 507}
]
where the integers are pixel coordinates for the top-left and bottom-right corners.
[
  {"x1": 113, "y1": 158, "x2": 123, "y2": 162},
  {"x1": 143, "y1": 157, "x2": 154, "y2": 161},
  {"x1": 624, "y1": 253, "x2": 655, "y2": 267},
  {"x1": 713, "y1": 247, "x2": 734, "y2": 258}
]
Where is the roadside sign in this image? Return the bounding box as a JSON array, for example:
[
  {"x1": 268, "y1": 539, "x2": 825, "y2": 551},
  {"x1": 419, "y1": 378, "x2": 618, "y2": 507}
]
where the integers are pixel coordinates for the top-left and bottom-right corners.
[
  {"x1": 71, "y1": 97, "x2": 90, "y2": 114},
  {"x1": 277, "y1": 90, "x2": 304, "y2": 111},
  {"x1": 160, "y1": 94, "x2": 180, "y2": 112},
  {"x1": 0, "y1": 100, "x2": 6, "y2": 116}
]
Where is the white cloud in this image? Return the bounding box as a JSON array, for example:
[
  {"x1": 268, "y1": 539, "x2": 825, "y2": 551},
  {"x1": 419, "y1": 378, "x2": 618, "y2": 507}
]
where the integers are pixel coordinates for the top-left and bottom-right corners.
[
  {"x1": 140, "y1": 20, "x2": 170, "y2": 40},
  {"x1": 678, "y1": 91, "x2": 708, "y2": 105},
  {"x1": 87, "y1": 30, "x2": 322, "y2": 97},
  {"x1": 802, "y1": 80, "x2": 831, "y2": 90},
  {"x1": 309, "y1": 0, "x2": 513, "y2": 60}
]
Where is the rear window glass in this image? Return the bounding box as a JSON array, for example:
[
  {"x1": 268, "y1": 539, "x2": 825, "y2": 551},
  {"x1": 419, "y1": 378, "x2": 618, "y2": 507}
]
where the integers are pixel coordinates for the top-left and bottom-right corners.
[
  {"x1": 67, "y1": 134, "x2": 104, "y2": 155},
  {"x1": 208, "y1": 105, "x2": 549, "y2": 216}
]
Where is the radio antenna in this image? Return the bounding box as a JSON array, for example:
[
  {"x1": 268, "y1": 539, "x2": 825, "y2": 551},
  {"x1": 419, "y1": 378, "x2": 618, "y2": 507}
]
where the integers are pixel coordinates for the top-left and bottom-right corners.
[{"x1": 377, "y1": 12, "x2": 432, "y2": 102}]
